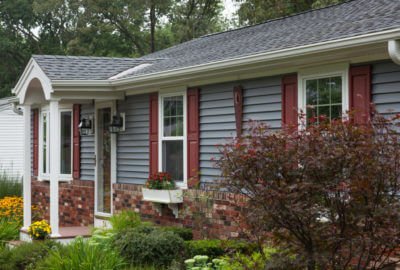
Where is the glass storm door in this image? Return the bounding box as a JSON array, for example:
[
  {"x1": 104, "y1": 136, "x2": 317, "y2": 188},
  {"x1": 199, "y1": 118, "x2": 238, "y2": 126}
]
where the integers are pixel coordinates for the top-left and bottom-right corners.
[{"x1": 97, "y1": 107, "x2": 112, "y2": 214}]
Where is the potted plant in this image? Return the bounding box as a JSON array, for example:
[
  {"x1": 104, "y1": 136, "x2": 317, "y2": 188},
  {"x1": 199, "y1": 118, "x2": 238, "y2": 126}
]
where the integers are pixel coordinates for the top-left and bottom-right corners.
[
  {"x1": 142, "y1": 172, "x2": 183, "y2": 204},
  {"x1": 28, "y1": 220, "x2": 51, "y2": 240}
]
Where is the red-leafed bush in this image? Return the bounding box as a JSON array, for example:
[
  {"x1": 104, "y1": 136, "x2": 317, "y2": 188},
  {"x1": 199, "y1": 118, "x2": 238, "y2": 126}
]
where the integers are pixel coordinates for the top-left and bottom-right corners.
[
  {"x1": 146, "y1": 172, "x2": 175, "y2": 190},
  {"x1": 217, "y1": 114, "x2": 400, "y2": 270}
]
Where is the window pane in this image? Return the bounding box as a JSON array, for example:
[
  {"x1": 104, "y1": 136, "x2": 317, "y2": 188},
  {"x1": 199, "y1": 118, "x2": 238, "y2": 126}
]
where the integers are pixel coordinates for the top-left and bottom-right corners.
[
  {"x1": 330, "y1": 77, "x2": 342, "y2": 104},
  {"x1": 60, "y1": 112, "x2": 72, "y2": 174},
  {"x1": 163, "y1": 96, "x2": 183, "y2": 137},
  {"x1": 162, "y1": 141, "x2": 183, "y2": 181},
  {"x1": 306, "y1": 80, "x2": 318, "y2": 105},
  {"x1": 42, "y1": 113, "x2": 47, "y2": 174},
  {"x1": 318, "y1": 78, "x2": 330, "y2": 105},
  {"x1": 331, "y1": 105, "x2": 342, "y2": 120}
]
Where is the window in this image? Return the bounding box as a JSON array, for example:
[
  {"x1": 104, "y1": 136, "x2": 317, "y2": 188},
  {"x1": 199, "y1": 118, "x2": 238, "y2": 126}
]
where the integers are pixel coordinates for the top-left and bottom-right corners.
[
  {"x1": 299, "y1": 66, "x2": 349, "y2": 126},
  {"x1": 40, "y1": 110, "x2": 50, "y2": 177},
  {"x1": 305, "y1": 76, "x2": 342, "y2": 123},
  {"x1": 159, "y1": 94, "x2": 186, "y2": 183},
  {"x1": 39, "y1": 106, "x2": 73, "y2": 180},
  {"x1": 60, "y1": 111, "x2": 72, "y2": 175}
]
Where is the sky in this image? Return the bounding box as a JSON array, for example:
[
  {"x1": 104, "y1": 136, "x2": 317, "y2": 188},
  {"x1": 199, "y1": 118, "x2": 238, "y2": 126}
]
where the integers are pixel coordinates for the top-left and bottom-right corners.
[{"x1": 222, "y1": 0, "x2": 238, "y2": 19}]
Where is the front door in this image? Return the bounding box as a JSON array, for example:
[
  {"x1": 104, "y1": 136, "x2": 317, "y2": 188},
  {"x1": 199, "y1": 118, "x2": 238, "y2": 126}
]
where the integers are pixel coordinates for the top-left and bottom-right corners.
[{"x1": 96, "y1": 107, "x2": 112, "y2": 214}]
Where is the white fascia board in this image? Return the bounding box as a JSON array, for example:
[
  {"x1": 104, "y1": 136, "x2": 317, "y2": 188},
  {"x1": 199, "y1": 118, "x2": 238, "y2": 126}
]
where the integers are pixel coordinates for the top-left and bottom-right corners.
[{"x1": 34, "y1": 28, "x2": 400, "y2": 93}]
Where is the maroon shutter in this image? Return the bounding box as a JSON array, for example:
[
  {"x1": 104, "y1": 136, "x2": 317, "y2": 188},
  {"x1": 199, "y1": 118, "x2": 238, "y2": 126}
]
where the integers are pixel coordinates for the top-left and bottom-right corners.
[
  {"x1": 349, "y1": 65, "x2": 372, "y2": 124},
  {"x1": 149, "y1": 93, "x2": 159, "y2": 175},
  {"x1": 233, "y1": 85, "x2": 243, "y2": 136},
  {"x1": 73, "y1": 104, "x2": 81, "y2": 180},
  {"x1": 187, "y1": 88, "x2": 200, "y2": 183},
  {"x1": 282, "y1": 74, "x2": 298, "y2": 127},
  {"x1": 33, "y1": 109, "x2": 39, "y2": 177}
]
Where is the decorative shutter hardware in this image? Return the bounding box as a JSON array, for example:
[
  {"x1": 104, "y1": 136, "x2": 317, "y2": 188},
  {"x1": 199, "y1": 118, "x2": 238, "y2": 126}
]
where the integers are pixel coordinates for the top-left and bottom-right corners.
[
  {"x1": 282, "y1": 74, "x2": 298, "y2": 128},
  {"x1": 187, "y1": 88, "x2": 200, "y2": 186},
  {"x1": 33, "y1": 109, "x2": 39, "y2": 177},
  {"x1": 73, "y1": 104, "x2": 81, "y2": 180},
  {"x1": 149, "y1": 93, "x2": 159, "y2": 175},
  {"x1": 349, "y1": 65, "x2": 372, "y2": 125},
  {"x1": 233, "y1": 85, "x2": 243, "y2": 137}
]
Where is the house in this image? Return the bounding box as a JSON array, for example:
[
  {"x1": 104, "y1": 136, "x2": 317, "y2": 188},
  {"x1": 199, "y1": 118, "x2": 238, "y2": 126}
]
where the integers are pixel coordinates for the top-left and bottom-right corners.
[
  {"x1": 0, "y1": 97, "x2": 23, "y2": 178},
  {"x1": 12, "y1": 0, "x2": 400, "y2": 240}
]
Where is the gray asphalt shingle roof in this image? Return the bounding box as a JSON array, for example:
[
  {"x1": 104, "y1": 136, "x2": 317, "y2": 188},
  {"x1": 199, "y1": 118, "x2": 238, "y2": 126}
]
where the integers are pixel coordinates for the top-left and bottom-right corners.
[
  {"x1": 32, "y1": 55, "x2": 157, "y2": 80},
  {"x1": 33, "y1": 0, "x2": 400, "y2": 81}
]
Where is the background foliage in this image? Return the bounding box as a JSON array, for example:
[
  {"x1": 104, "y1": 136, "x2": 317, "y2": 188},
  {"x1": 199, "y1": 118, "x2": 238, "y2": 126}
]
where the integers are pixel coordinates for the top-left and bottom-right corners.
[{"x1": 0, "y1": 0, "x2": 347, "y2": 98}]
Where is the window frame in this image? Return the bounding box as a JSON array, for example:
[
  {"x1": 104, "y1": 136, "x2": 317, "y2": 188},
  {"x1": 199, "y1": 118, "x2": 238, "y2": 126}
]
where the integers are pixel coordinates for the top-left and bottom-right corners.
[
  {"x1": 38, "y1": 106, "x2": 50, "y2": 180},
  {"x1": 38, "y1": 104, "x2": 73, "y2": 181},
  {"x1": 59, "y1": 107, "x2": 73, "y2": 181},
  {"x1": 298, "y1": 64, "x2": 349, "y2": 127},
  {"x1": 158, "y1": 91, "x2": 187, "y2": 188}
]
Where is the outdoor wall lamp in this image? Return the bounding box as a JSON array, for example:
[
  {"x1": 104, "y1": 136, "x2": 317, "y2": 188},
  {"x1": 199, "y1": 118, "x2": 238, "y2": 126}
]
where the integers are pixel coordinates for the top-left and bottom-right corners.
[
  {"x1": 79, "y1": 116, "x2": 94, "y2": 136},
  {"x1": 109, "y1": 113, "x2": 125, "y2": 133}
]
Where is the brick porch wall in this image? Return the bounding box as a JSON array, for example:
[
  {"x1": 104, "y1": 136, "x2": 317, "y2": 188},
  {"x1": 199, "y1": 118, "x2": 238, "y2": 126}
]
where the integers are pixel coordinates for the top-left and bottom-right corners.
[
  {"x1": 31, "y1": 179, "x2": 94, "y2": 226},
  {"x1": 113, "y1": 183, "x2": 247, "y2": 239}
]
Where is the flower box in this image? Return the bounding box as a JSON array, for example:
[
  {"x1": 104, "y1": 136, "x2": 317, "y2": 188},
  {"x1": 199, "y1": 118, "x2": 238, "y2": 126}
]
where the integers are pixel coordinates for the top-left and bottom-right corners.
[{"x1": 142, "y1": 188, "x2": 183, "y2": 204}]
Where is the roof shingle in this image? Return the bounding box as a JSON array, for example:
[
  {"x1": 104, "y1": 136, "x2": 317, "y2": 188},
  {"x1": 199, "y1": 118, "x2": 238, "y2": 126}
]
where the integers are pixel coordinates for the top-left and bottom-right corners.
[{"x1": 33, "y1": 0, "x2": 400, "y2": 81}]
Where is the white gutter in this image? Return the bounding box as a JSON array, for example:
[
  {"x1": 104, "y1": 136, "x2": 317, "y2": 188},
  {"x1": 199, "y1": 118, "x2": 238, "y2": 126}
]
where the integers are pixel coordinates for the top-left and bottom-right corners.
[
  {"x1": 49, "y1": 28, "x2": 400, "y2": 89},
  {"x1": 388, "y1": 40, "x2": 400, "y2": 65}
]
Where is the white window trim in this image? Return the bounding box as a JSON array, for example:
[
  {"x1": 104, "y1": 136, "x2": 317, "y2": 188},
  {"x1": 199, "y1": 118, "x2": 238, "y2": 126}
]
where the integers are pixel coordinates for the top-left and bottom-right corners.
[
  {"x1": 158, "y1": 91, "x2": 188, "y2": 189},
  {"x1": 38, "y1": 104, "x2": 74, "y2": 182},
  {"x1": 38, "y1": 106, "x2": 50, "y2": 181},
  {"x1": 298, "y1": 63, "x2": 349, "y2": 128},
  {"x1": 59, "y1": 107, "x2": 73, "y2": 181},
  {"x1": 94, "y1": 101, "x2": 117, "y2": 218}
]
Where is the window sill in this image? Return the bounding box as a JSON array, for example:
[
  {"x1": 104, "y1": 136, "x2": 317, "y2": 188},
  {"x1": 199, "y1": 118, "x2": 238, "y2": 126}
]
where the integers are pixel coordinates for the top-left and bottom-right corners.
[{"x1": 37, "y1": 176, "x2": 73, "y2": 183}]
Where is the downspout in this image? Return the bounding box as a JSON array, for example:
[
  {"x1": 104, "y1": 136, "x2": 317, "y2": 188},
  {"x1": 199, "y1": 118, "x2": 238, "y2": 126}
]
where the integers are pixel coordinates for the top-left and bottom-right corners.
[{"x1": 388, "y1": 40, "x2": 400, "y2": 65}]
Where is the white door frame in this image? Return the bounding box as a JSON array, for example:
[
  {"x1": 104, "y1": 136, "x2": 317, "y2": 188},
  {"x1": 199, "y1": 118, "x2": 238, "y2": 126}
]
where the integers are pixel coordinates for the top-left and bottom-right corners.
[{"x1": 94, "y1": 101, "x2": 117, "y2": 217}]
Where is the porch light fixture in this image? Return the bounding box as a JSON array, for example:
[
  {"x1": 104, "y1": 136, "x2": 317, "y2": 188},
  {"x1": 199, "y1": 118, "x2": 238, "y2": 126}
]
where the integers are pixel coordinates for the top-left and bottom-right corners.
[
  {"x1": 109, "y1": 113, "x2": 125, "y2": 133},
  {"x1": 79, "y1": 116, "x2": 93, "y2": 136}
]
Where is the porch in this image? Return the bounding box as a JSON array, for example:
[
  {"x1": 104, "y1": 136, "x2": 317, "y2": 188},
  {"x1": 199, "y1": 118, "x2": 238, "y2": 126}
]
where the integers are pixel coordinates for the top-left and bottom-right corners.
[{"x1": 20, "y1": 226, "x2": 91, "y2": 244}]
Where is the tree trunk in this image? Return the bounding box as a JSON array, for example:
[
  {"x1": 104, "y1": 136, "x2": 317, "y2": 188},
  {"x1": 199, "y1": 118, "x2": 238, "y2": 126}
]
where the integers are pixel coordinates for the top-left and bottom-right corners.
[
  {"x1": 150, "y1": 1, "x2": 156, "y2": 53},
  {"x1": 307, "y1": 253, "x2": 316, "y2": 270}
]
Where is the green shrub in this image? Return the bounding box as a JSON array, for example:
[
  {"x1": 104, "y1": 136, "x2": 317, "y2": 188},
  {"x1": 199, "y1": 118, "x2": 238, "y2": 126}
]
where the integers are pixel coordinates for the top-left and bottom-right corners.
[
  {"x1": 223, "y1": 247, "x2": 278, "y2": 270},
  {"x1": 109, "y1": 210, "x2": 142, "y2": 231},
  {"x1": 0, "y1": 171, "x2": 22, "y2": 198},
  {"x1": 184, "y1": 239, "x2": 255, "y2": 259},
  {"x1": 161, "y1": 226, "x2": 193, "y2": 241},
  {"x1": 185, "y1": 255, "x2": 228, "y2": 270},
  {"x1": 0, "y1": 220, "x2": 20, "y2": 244},
  {"x1": 113, "y1": 227, "x2": 184, "y2": 267},
  {"x1": 0, "y1": 240, "x2": 60, "y2": 270},
  {"x1": 37, "y1": 237, "x2": 126, "y2": 270}
]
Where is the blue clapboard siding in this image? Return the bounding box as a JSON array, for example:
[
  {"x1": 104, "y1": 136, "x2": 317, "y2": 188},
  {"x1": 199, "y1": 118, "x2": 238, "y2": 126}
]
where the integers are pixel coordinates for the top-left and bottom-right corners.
[
  {"x1": 372, "y1": 61, "x2": 400, "y2": 115},
  {"x1": 80, "y1": 104, "x2": 95, "y2": 180},
  {"x1": 117, "y1": 94, "x2": 150, "y2": 184},
  {"x1": 199, "y1": 76, "x2": 282, "y2": 183}
]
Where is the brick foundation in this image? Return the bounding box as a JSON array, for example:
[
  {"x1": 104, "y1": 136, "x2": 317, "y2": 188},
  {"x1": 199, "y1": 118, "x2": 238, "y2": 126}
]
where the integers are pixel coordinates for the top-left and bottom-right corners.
[
  {"x1": 31, "y1": 180, "x2": 247, "y2": 239},
  {"x1": 31, "y1": 179, "x2": 94, "y2": 226},
  {"x1": 113, "y1": 183, "x2": 247, "y2": 239}
]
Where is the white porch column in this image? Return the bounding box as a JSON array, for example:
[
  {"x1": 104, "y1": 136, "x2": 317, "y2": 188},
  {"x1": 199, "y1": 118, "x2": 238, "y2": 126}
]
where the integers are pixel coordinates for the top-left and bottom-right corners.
[
  {"x1": 49, "y1": 100, "x2": 60, "y2": 237},
  {"x1": 22, "y1": 105, "x2": 31, "y2": 230}
]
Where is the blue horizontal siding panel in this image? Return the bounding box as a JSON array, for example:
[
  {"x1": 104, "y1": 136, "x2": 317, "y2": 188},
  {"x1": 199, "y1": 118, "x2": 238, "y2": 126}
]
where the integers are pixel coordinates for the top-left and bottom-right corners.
[
  {"x1": 372, "y1": 62, "x2": 400, "y2": 115},
  {"x1": 117, "y1": 94, "x2": 150, "y2": 184},
  {"x1": 80, "y1": 104, "x2": 95, "y2": 180},
  {"x1": 199, "y1": 76, "x2": 282, "y2": 184}
]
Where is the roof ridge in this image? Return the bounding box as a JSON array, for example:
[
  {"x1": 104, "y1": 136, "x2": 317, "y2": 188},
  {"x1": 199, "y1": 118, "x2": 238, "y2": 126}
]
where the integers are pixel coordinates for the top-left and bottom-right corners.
[
  {"x1": 200, "y1": 0, "x2": 356, "y2": 39},
  {"x1": 32, "y1": 54, "x2": 138, "y2": 60}
]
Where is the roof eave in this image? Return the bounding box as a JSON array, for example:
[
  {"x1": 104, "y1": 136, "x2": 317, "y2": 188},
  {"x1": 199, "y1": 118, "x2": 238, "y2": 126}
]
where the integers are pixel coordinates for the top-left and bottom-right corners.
[{"x1": 49, "y1": 28, "x2": 400, "y2": 91}]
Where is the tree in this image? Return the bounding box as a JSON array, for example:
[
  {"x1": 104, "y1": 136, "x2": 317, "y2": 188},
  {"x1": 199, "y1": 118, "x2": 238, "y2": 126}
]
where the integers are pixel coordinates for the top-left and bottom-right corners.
[
  {"x1": 168, "y1": 0, "x2": 225, "y2": 43},
  {"x1": 217, "y1": 114, "x2": 400, "y2": 269},
  {"x1": 234, "y1": 0, "x2": 347, "y2": 26}
]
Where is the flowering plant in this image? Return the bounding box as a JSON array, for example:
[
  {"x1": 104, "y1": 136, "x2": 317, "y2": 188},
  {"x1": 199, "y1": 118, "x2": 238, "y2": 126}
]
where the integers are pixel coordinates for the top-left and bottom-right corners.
[
  {"x1": 0, "y1": 196, "x2": 23, "y2": 224},
  {"x1": 28, "y1": 220, "x2": 51, "y2": 240},
  {"x1": 146, "y1": 172, "x2": 175, "y2": 190}
]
